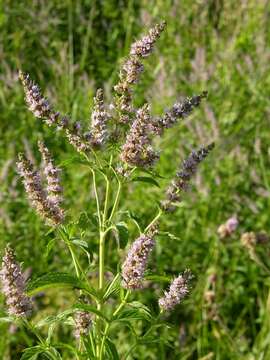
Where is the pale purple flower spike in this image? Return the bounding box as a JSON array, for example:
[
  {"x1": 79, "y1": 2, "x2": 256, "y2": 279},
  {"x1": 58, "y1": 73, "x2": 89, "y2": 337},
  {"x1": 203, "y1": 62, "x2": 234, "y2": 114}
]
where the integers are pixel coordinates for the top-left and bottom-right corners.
[
  {"x1": 122, "y1": 234, "x2": 155, "y2": 289},
  {"x1": 74, "y1": 310, "x2": 92, "y2": 338},
  {"x1": 0, "y1": 245, "x2": 32, "y2": 317},
  {"x1": 159, "y1": 270, "x2": 192, "y2": 312}
]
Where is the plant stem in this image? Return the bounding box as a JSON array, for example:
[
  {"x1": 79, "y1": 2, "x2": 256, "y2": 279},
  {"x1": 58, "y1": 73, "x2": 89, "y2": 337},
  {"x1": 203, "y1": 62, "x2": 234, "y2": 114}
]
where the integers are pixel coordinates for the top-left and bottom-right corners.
[
  {"x1": 22, "y1": 318, "x2": 45, "y2": 345},
  {"x1": 58, "y1": 227, "x2": 85, "y2": 280},
  {"x1": 99, "y1": 231, "x2": 106, "y2": 292},
  {"x1": 144, "y1": 208, "x2": 163, "y2": 233},
  {"x1": 99, "y1": 291, "x2": 130, "y2": 360},
  {"x1": 91, "y1": 168, "x2": 102, "y2": 229},
  {"x1": 102, "y1": 174, "x2": 110, "y2": 226},
  {"x1": 108, "y1": 168, "x2": 122, "y2": 223}
]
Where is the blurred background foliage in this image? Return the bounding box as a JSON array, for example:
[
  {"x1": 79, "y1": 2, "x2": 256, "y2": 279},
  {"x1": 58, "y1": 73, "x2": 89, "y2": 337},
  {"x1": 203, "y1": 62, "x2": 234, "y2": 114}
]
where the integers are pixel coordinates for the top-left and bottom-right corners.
[{"x1": 1, "y1": 0, "x2": 270, "y2": 359}]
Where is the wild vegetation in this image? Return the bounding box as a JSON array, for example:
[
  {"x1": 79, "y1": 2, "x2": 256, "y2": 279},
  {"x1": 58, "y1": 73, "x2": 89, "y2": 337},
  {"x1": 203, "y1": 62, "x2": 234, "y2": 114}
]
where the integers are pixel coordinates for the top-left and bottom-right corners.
[{"x1": 1, "y1": 1, "x2": 270, "y2": 359}]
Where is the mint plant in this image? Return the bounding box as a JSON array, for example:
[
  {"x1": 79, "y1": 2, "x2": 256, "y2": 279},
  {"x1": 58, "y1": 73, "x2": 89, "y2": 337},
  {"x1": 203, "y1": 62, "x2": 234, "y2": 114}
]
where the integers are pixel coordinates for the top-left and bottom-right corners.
[{"x1": 0, "y1": 21, "x2": 214, "y2": 360}]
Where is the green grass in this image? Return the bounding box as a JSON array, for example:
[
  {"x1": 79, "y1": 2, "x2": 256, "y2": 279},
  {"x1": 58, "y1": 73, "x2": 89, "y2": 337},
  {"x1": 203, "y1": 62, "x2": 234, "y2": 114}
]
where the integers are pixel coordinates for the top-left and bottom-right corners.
[{"x1": 1, "y1": 0, "x2": 270, "y2": 359}]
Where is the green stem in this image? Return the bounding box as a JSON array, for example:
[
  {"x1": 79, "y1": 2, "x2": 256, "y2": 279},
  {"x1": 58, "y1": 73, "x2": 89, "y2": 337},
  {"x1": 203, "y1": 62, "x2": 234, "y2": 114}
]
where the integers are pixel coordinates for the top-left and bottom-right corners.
[
  {"x1": 102, "y1": 174, "x2": 110, "y2": 227},
  {"x1": 22, "y1": 318, "x2": 45, "y2": 345},
  {"x1": 91, "y1": 168, "x2": 102, "y2": 229},
  {"x1": 58, "y1": 228, "x2": 85, "y2": 280},
  {"x1": 67, "y1": 242, "x2": 80, "y2": 278},
  {"x1": 99, "y1": 291, "x2": 130, "y2": 360},
  {"x1": 108, "y1": 169, "x2": 122, "y2": 223},
  {"x1": 99, "y1": 231, "x2": 106, "y2": 291},
  {"x1": 89, "y1": 331, "x2": 96, "y2": 357},
  {"x1": 144, "y1": 208, "x2": 163, "y2": 233}
]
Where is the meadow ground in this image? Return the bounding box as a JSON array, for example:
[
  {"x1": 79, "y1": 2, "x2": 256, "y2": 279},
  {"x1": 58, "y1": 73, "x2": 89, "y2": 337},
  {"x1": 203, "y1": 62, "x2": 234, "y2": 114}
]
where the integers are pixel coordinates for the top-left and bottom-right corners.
[{"x1": 1, "y1": 1, "x2": 270, "y2": 359}]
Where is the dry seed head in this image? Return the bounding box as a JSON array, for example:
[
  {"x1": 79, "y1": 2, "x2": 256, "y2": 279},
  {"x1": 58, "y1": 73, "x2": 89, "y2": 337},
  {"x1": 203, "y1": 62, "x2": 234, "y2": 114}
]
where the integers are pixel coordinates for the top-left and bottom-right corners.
[
  {"x1": 241, "y1": 232, "x2": 257, "y2": 250},
  {"x1": 0, "y1": 245, "x2": 32, "y2": 317}
]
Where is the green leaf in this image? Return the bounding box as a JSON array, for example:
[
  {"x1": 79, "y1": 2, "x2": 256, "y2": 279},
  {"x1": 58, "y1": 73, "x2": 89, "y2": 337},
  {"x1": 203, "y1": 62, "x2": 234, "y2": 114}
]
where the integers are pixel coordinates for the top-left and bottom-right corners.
[
  {"x1": 21, "y1": 346, "x2": 43, "y2": 360},
  {"x1": 132, "y1": 176, "x2": 160, "y2": 188},
  {"x1": 128, "y1": 301, "x2": 152, "y2": 321},
  {"x1": 44, "y1": 239, "x2": 55, "y2": 260},
  {"x1": 59, "y1": 155, "x2": 87, "y2": 168},
  {"x1": 0, "y1": 317, "x2": 14, "y2": 324},
  {"x1": 44, "y1": 348, "x2": 62, "y2": 360},
  {"x1": 73, "y1": 303, "x2": 109, "y2": 322},
  {"x1": 35, "y1": 309, "x2": 74, "y2": 328},
  {"x1": 103, "y1": 273, "x2": 121, "y2": 300},
  {"x1": 115, "y1": 223, "x2": 129, "y2": 249},
  {"x1": 105, "y1": 338, "x2": 120, "y2": 360},
  {"x1": 139, "y1": 168, "x2": 166, "y2": 179},
  {"x1": 113, "y1": 303, "x2": 152, "y2": 322},
  {"x1": 26, "y1": 272, "x2": 84, "y2": 295}
]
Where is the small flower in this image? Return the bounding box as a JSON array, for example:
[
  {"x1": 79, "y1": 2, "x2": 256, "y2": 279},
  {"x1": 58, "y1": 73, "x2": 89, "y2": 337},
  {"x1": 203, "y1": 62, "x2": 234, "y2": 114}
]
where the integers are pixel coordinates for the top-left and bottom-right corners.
[
  {"x1": 19, "y1": 71, "x2": 91, "y2": 154},
  {"x1": 130, "y1": 21, "x2": 166, "y2": 58},
  {"x1": 66, "y1": 127, "x2": 90, "y2": 153},
  {"x1": 159, "y1": 270, "x2": 192, "y2": 312},
  {"x1": 162, "y1": 143, "x2": 214, "y2": 212},
  {"x1": 74, "y1": 310, "x2": 92, "y2": 338},
  {"x1": 150, "y1": 92, "x2": 208, "y2": 135},
  {"x1": 122, "y1": 234, "x2": 155, "y2": 289},
  {"x1": 19, "y1": 70, "x2": 58, "y2": 126},
  {"x1": 120, "y1": 104, "x2": 159, "y2": 167},
  {"x1": 217, "y1": 216, "x2": 238, "y2": 238},
  {"x1": 0, "y1": 245, "x2": 32, "y2": 317},
  {"x1": 17, "y1": 149, "x2": 64, "y2": 226},
  {"x1": 38, "y1": 141, "x2": 63, "y2": 207},
  {"x1": 113, "y1": 21, "x2": 166, "y2": 124},
  {"x1": 88, "y1": 89, "x2": 109, "y2": 147},
  {"x1": 122, "y1": 58, "x2": 144, "y2": 84}
]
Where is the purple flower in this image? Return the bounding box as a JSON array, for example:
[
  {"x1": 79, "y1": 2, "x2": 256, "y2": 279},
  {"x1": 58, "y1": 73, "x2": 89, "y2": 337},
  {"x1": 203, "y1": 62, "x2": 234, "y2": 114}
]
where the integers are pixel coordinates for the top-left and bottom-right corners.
[
  {"x1": 89, "y1": 89, "x2": 109, "y2": 147},
  {"x1": 122, "y1": 234, "x2": 155, "y2": 289},
  {"x1": 74, "y1": 310, "x2": 92, "y2": 338},
  {"x1": 159, "y1": 270, "x2": 192, "y2": 312},
  {"x1": 162, "y1": 143, "x2": 214, "y2": 211},
  {"x1": 0, "y1": 245, "x2": 32, "y2": 317},
  {"x1": 120, "y1": 104, "x2": 159, "y2": 168},
  {"x1": 130, "y1": 21, "x2": 166, "y2": 58},
  {"x1": 150, "y1": 92, "x2": 208, "y2": 136},
  {"x1": 17, "y1": 146, "x2": 64, "y2": 226},
  {"x1": 113, "y1": 21, "x2": 166, "y2": 124}
]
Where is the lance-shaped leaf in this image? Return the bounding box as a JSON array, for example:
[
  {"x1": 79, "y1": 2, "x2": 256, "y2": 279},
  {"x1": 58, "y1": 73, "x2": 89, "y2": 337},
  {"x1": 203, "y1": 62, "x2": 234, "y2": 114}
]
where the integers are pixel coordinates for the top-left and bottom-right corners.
[
  {"x1": 103, "y1": 273, "x2": 121, "y2": 300},
  {"x1": 26, "y1": 272, "x2": 85, "y2": 295}
]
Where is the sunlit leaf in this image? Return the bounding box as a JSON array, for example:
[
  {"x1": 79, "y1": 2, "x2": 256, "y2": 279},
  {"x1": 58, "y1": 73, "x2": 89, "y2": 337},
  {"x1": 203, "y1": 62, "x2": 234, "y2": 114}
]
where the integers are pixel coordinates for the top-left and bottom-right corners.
[
  {"x1": 103, "y1": 273, "x2": 121, "y2": 300},
  {"x1": 20, "y1": 346, "x2": 43, "y2": 360},
  {"x1": 131, "y1": 176, "x2": 160, "y2": 188},
  {"x1": 105, "y1": 338, "x2": 120, "y2": 360},
  {"x1": 26, "y1": 272, "x2": 84, "y2": 295}
]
